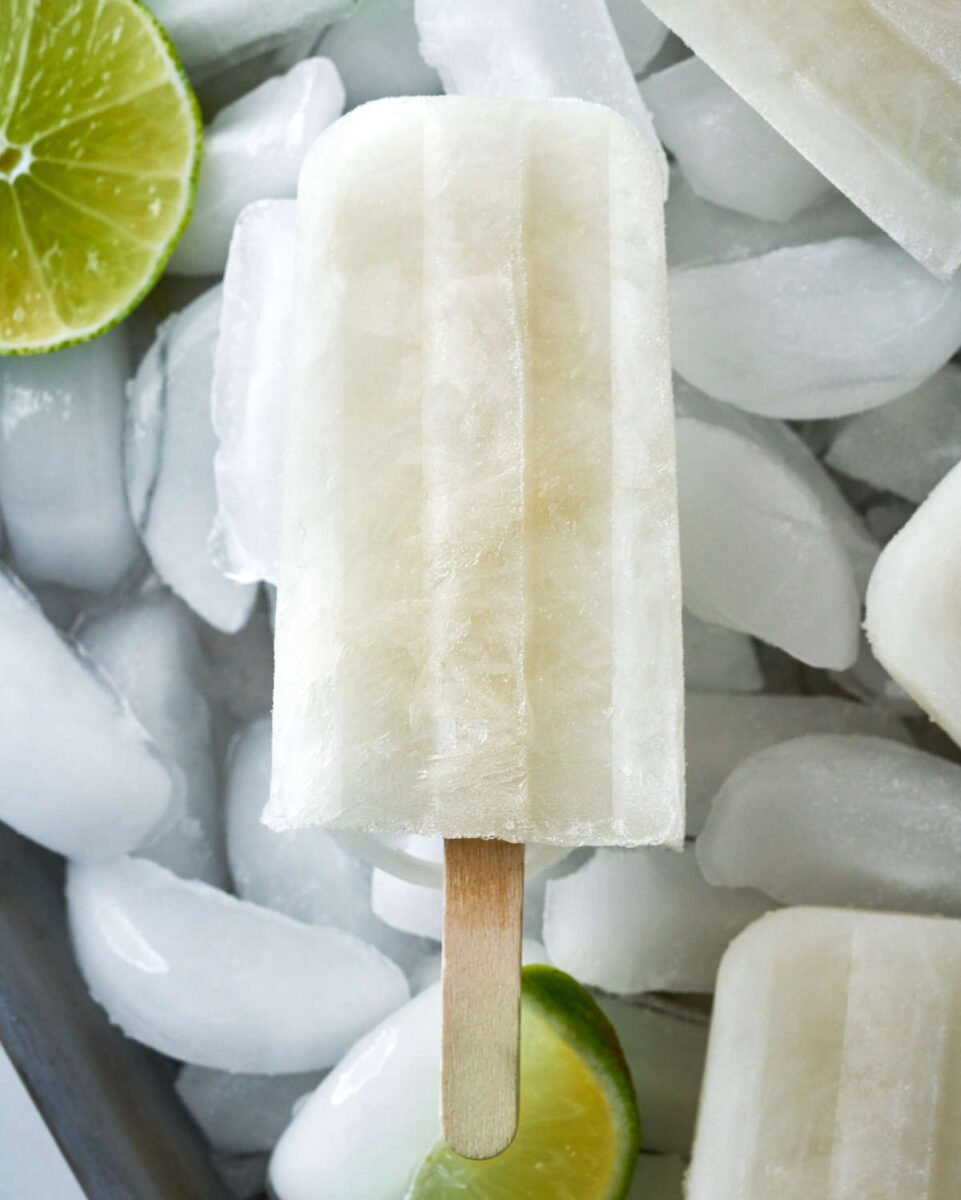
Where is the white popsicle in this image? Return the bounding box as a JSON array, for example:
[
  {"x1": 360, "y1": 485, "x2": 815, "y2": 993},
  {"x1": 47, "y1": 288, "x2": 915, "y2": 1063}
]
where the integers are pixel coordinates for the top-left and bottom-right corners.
[
  {"x1": 266, "y1": 97, "x2": 684, "y2": 847},
  {"x1": 641, "y1": 0, "x2": 961, "y2": 278},
  {"x1": 688, "y1": 907, "x2": 961, "y2": 1198}
]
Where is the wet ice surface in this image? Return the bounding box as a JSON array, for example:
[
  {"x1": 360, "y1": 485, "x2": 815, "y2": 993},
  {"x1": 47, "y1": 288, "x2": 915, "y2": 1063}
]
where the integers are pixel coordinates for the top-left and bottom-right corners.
[
  {"x1": 319, "y1": 0, "x2": 442, "y2": 108},
  {"x1": 415, "y1": 0, "x2": 667, "y2": 187},
  {"x1": 0, "y1": 330, "x2": 143, "y2": 593},
  {"x1": 67, "y1": 856, "x2": 410, "y2": 1073},
  {"x1": 826, "y1": 364, "x2": 961, "y2": 504},
  {"x1": 76, "y1": 590, "x2": 227, "y2": 887},
  {"x1": 698, "y1": 735, "x2": 961, "y2": 914},
  {"x1": 167, "y1": 59, "x2": 345, "y2": 276},
  {"x1": 0, "y1": 569, "x2": 176, "y2": 862},
  {"x1": 675, "y1": 382, "x2": 873, "y2": 667},
  {"x1": 682, "y1": 611, "x2": 762, "y2": 693},
  {"x1": 605, "y1": 0, "x2": 669, "y2": 75},
  {"x1": 685, "y1": 692, "x2": 911, "y2": 835},
  {"x1": 866, "y1": 461, "x2": 961, "y2": 748},
  {"x1": 543, "y1": 847, "x2": 775, "y2": 993},
  {"x1": 627, "y1": 1156, "x2": 686, "y2": 1200},
  {"x1": 211, "y1": 200, "x2": 295, "y2": 586},
  {"x1": 176, "y1": 1065, "x2": 326, "y2": 1154},
  {"x1": 670, "y1": 237, "x2": 961, "y2": 418},
  {"x1": 642, "y1": 57, "x2": 834, "y2": 221},
  {"x1": 126, "y1": 287, "x2": 258, "y2": 633},
  {"x1": 225, "y1": 718, "x2": 432, "y2": 975},
  {"x1": 142, "y1": 0, "x2": 355, "y2": 76}
]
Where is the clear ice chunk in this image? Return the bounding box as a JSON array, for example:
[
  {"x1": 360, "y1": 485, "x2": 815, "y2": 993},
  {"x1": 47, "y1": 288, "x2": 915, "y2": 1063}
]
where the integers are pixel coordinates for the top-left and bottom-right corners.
[
  {"x1": 175, "y1": 1065, "x2": 326, "y2": 1154},
  {"x1": 167, "y1": 59, "x2": 345, "y2": 276},
  {"x1": 697, "y1": 734, "x2": 961, "y2": 914},
  {"x1": 141, "y1": 0, "x2": 356, "y2": 76},
  {"x1": 641, "y1": 0, "x2": 961, "y2": 278},
  {"x1": 664, "y1": 168, "x2": 877, "y2": 271},
  {"x1": 682, "y1": 611, "x2": 762, "y2": 694},
  {"x1": 826, "y1": 364, "x2": 961, "y2": 505},
  {"x1": 595, "y1": 996, "x2": 707, "y2": 1155},
  {"x1": 76, "y1": 589, "x2": 228, "y2": 887},
  {"x1": 685, "y1": 692, "x2": 910, "y2": 835},
  {"x1": 0, "y1": 328, "x2": 143, "y2": 593},
  {"x1": 675, "y1": 384, "x2": 867, "y2": 667},
  {"x1": 0, "y1": 568, "x2": 175, "y2": 862},
  {"x1": 543, "y1": 847, "x2": 774, "y2": 993},
  {"x1": 225, "y1": 718, "x2": 430, "y2": 975},
  {"x1": 606, "y1": 0, "x2": 669, "y2": 75},
  {"x1": 670, "y1": 237, "x2": 961, "y2": 418},
  {"x1": 126, "y1": 287, "x2": 258, "y2": 633},
  {"x1": 642, "y1": 57, "x2": 834, "y2": 222},
  {"x1": 627, "y1": 1156, "x2": 686, "y2": 1200},
  {"x1": 67, "y1": 856, "x2": 410, "y2": 1073},
  {"x1": 414, "y1": 0, "x2": 667, "y2": 190},
  {"x1": 866, "y1": 461, "x2": 961, "y2": 749},
  {"x1": 318, "y1": 0, "x2": 442, "y2": 108},
  {"x1": 211, "y1": 200, "x2": 295, "y2": 586},
  {"x1": 687, "y1": 908, "x2": 961, "y2": 1199}
]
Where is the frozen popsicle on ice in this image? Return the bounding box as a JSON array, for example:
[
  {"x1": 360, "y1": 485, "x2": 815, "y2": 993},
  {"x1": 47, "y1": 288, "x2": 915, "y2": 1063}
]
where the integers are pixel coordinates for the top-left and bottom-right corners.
[
  {"x1": 265, "y1": 96, "x2": 683, "y2": 1156},
  {"x1": 641, "y1": 0, "x2": 961, "y2": 279},
  {"x1": 688, "y1": 907, "x2": 961, "y2": 1198}
]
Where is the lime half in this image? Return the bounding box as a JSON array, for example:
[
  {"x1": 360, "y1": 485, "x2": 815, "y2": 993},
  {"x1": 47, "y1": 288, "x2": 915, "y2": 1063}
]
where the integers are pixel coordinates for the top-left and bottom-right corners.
[
  {"x1": 408, "y1": 965, "x2": 641, "y2": 1200},
  {"x1": 0, "y1": 0, "x2": 201, "y2": 355}
]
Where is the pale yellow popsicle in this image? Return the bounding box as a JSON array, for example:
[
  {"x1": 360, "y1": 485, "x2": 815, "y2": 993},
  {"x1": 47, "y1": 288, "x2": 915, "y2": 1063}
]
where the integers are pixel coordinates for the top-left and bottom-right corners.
[{"x1": 266, "y1": 97, "x2": 683, "y2": 847}]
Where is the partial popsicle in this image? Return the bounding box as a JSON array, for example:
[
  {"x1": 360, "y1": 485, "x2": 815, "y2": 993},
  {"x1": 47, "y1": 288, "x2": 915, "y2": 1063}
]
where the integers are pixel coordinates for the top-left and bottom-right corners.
[
  {"x1": 688, "y1": 907, "x2": 961, "y2": 1198},
  {"x1": 642, "y1": 0, "x2": 961, "y2": 278},
  {"x1": 266, "y1": 96, "x2": 684, "y2": 848}
]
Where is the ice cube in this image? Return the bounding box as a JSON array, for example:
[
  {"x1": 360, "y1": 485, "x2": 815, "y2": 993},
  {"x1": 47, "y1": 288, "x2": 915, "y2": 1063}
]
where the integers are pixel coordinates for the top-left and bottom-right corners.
[
  {"x1": 642, "y1": 58, "x2": 834, "y2": 221},
  {"x1": 269, "y1": 985, "x2": 442, "y2": 1200},
  {"x1": 76, "y1": 589, "x2": 227, "y2": 887},
  {"x1": 415, "y1": 0, "x2": 667, "y2": 188},
  {"x1": 698, "y1": 734, "x2": 961, "y2": 913},
  {"x1": 175, "y1": 1065, "x2": 326, "y2": 1154},
  {"x1": 596, "y1": 996, "x2": 707, "y2": 1155},
  {"x1": 67, "y1": 856, "x2": 410, "y2": 1073},
  {"x1": 0, "y1": 568, "x2": 176, "y2": 861},
  {"x1": 225, "y1": 718, "x2": 431, "y2": 974},
  {"x1": 126, "y1": 287, "x2": 258, "y2": 633},
  {"x1": 685, "y1": 692, "x2": 911, "y2": 835},
  {"x1": 606, "y1": 0, "x2": 669, "y2": 75},
  {"x1": 210, "y1": 200, "x2": 295, "y2": 586},
  {"x1": 0, "y1": 1043, "x2": 85, "y2": 1200},
  {"x1": 675, "y1": 389, "x2": 865, "y2": 667},
  {"x1": 213, "y1": 1154, "x2": 269, "y2": 1200},
  {"x1": 670, "y1": 237, "x2": 961, "y2": 418},
  {"x1": 197, "y1": 602, "x2": 275, "y2": 758},
  {"x1": 862, "y1": 498, "x2": 915, "y2": 545},
  {"x1": 167, "y1": 59, "x2": 345, "y2": 276},
  {"x1": 627, "y1": 1156, "x2": 686, "y2": 1200},
  {"x1": 0, "y1": 329, "x2": 144, "y2": 593},
  {"x1": 866, "y1": 461, "x2": 961, "y2": 749},
  {"x1": 826, "y1": 365, "x2": 961, "y2": 505},
  {"x1": 543, "y1": 847, "x2": 775, "y2": 994},
  {"x1": 142, "y1": 0, "x2": 355, "y2": 78},
  {"x1": 682, "y1": 612, "x2": 762, "y2": 693},
  {"x1": 318, "y1": 0, "x2": 442, "y2": 107},
  {"x1": 665, "y1": 168, "x2": 877, "y2": 271}
]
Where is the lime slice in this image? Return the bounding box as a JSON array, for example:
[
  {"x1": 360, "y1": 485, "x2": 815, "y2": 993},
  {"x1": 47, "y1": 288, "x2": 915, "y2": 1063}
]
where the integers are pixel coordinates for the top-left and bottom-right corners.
[
  {"x1": 407, "y1": 965, "x2": 641, "y2": 1200},
  {"x1": 0, "y1": 0, "x2": 201, "y2": 355}
]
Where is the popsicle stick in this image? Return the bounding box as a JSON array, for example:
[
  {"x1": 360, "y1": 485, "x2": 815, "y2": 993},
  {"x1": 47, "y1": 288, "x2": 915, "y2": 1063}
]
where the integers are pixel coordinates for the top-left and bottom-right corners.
[{"x1": 442, "y1": 837, "x2": 525, "y2": 1160}]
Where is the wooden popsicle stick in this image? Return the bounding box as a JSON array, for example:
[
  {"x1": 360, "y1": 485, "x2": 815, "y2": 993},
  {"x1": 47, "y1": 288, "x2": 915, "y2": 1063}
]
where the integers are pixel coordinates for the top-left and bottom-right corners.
[{"x1": 442, "y1": 837, "x2": 525, "y2": 1160}]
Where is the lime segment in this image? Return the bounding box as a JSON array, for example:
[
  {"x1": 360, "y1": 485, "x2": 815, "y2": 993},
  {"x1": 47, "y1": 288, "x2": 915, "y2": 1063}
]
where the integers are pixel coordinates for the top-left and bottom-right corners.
[
  {"x1": 408, "y1": 965, "x2": 641, "y2": 1200},
  {"x1": 0, "y1": 0, "x2": 201, "y2": 354}
]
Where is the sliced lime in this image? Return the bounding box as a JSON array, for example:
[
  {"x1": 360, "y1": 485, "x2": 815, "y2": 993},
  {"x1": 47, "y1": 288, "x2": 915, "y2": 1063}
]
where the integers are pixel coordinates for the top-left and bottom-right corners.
[
  {"x1": 0, "y1": 0, "x2": 201, "y2": 355},
  {"x1": 408, "y1": 965, "x2": 641, "y2": 1200}
]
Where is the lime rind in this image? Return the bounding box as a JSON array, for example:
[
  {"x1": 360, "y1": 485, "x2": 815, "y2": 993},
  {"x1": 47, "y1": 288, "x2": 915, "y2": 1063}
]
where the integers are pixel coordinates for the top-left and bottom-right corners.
[
  {"x1": 407, "y1": 964, "x2": 642, "y2": 1200},
  {"x1": 0, "y1": 0, "x2": 202, "y2": 356}
]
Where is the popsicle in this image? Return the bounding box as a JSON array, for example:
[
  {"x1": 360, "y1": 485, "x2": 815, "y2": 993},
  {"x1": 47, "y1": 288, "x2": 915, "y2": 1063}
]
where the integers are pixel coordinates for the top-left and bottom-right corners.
[
  {"x1": 688, "y1": 907, "x2": 961, "y2": 1198},
  {"x1": 641, "y1": 0, "x2": 961, "y2": 279},
  {"x1": 265, "y1": 96, "x2": 683, "y2": 1155}
]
